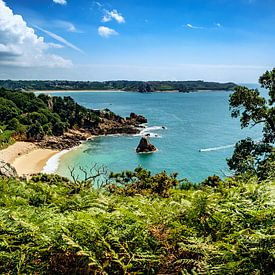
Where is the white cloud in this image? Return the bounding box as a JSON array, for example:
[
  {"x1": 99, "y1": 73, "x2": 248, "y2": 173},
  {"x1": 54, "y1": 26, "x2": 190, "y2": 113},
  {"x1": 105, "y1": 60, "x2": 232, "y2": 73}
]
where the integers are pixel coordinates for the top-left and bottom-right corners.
[
  {"x1": 186, "y1": 23, "x2": 204, "y2": 29},
  {"x1": 53, "y1": 20, "x2": 81, "y2": 33},
  {"x1": 0, "y1": 0, "x2": 72, "y2": 68},
  {"x1": 94, "y1": 1, "x2": 103, "y2": 7},
  {"x1": 98, "y1": 26, "x2": 118, "y2": 37},
  {"x1": 186, "y1": 23, "x2": 222, "y2": 30},
  {"x1": 35, "y1": 26, "x2": 84, "y2": 53},
  {"x1": 102, "y1": 9, "x2": 125, "y2": 24},
  {"x1": 53, "y1": 0, "x2": 67, "y2": 5}
]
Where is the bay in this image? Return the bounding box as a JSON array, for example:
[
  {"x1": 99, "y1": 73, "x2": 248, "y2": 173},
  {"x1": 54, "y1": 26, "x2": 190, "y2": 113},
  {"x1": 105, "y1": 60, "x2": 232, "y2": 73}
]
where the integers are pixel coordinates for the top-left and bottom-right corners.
[{"x1": 43, "y1": 88, "x2": 262, "y2": 182}]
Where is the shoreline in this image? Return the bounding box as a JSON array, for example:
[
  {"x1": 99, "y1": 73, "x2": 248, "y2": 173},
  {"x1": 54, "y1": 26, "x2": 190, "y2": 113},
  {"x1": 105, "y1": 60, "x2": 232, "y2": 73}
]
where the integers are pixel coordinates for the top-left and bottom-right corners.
[
  {"x1": 0, "y1": 142, "x2": 60, "y2": 176},
  {"x1": 34, "y1": 89, "x2": 181, "y2": 93},
  {"x1": 42, "y1": 149, "x2": 72, "y2": 174},
  {"x1": 33, "y1": 89, "x2": 233, "y2": 94},
  {"x1": 34, "y1": 90, "x2": 125, "y2": 93}
]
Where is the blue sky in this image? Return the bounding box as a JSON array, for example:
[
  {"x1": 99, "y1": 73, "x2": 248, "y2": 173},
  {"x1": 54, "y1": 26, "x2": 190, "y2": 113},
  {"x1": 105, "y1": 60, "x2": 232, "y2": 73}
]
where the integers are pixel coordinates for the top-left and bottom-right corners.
[{"x1": 0, "y1": 0, "x2": 275, "y2": 82}]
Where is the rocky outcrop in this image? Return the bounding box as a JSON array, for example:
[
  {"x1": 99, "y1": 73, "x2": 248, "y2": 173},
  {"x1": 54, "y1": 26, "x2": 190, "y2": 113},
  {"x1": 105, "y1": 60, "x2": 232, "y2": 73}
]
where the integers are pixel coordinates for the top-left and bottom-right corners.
[
  {"x1": 37, "y1": 130, "x2": 90, "y2": 150},
  {"x1": 136, "y1": 137, "x2": 157, "y2": 153},
  {"x1": 126, "y1": 113, "x2": 147, "y2": 124},
  {"x1": 36, "y1": 112, "x2": 148, "y2": 149},
  {"x1": 0, "y1": 160, "x2": 18, "y2": 177},
  {"x1": 90, "y1": 112, "x2": 147, "y2": 136}
]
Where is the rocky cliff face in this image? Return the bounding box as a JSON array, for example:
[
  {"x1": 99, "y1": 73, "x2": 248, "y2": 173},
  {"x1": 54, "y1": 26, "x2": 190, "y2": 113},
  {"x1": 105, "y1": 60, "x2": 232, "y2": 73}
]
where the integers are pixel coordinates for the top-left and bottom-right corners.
[
  {"x1": 37, "y1": 129, "x2": 90, "y2": 150},
  {"x1": 136, "y1": 137, "x2": 157, "y2": 153},
  {"x1": 90, "y1": 112, "x2": 147, "y2": 136},
  {"x1": 0, "y1": 160, "x2": 18, "y2": 178},
  {"x1": 37, "y1": 112, "x2": 147, "y2": 150}
]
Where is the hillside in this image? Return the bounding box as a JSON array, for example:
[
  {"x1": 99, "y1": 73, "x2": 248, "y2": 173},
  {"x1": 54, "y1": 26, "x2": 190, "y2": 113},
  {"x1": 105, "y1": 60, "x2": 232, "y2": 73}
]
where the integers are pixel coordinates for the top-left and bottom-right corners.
[
  {"x1": 0, "y1": 80, "x2": 237, "y2": 92},
  {"x1": 0, "y1": 88, "x2": 147, "y2": 150}
]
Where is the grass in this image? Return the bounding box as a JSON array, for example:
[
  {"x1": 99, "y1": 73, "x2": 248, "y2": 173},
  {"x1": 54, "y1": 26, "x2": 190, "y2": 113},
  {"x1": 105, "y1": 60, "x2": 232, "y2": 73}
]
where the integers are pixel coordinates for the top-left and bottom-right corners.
[{"x1": 0, "y1": 174, "x2": 274, "y2": 274}]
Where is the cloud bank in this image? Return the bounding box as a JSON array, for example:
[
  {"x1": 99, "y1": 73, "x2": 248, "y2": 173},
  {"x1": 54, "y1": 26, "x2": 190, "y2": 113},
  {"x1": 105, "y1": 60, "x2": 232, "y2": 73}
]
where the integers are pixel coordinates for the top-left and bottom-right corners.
[{"x1": 0, "y1": 0, "x2": 72, "y2": 68}]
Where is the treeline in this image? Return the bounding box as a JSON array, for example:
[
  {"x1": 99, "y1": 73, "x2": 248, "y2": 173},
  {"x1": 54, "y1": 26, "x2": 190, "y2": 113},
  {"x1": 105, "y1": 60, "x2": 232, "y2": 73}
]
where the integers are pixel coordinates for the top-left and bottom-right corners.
[
  {"x1": 0, "y1": 80, "x2": 236, "y2": 92},
  {"x1": 0, "y1": 88, "x2": 101, "y2": 145}
]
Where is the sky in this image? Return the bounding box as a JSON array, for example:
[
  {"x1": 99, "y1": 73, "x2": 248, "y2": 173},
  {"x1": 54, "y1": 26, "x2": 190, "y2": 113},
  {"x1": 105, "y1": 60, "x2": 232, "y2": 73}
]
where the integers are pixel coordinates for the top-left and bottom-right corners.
[{"x1": 0, "y1": 0, "x2": 275, "y2": 83}]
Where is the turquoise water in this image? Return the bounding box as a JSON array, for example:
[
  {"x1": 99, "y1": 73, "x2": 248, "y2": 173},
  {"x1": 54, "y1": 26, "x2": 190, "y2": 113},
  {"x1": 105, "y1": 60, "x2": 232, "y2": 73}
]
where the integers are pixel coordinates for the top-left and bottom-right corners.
[{"x1": 49, "y1": 89, "x2": 262, "y2": 182}]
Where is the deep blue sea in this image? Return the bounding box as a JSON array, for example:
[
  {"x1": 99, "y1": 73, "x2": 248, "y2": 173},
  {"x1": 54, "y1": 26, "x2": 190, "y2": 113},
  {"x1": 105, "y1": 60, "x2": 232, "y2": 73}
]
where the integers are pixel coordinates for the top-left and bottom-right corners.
[{"x1": 42, "y1": 86, "x2": 263, "y2": 182}]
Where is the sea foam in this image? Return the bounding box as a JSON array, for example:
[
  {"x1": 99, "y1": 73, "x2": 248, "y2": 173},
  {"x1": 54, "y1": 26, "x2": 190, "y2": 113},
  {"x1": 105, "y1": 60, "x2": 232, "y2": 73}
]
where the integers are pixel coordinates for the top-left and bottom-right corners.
[
  {"x1": 135, "y1": 126, "x2": 166, "y2": 138},
  {"x1": 42, "y1": 149, "x2": 70, "y2": 174}
]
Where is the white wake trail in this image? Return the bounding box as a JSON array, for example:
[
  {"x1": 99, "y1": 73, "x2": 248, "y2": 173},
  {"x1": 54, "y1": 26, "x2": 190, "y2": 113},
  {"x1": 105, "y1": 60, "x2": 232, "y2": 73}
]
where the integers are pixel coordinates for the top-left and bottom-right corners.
[{"x1": 199, "y1": 144, "x2": 234, "y2": 152}]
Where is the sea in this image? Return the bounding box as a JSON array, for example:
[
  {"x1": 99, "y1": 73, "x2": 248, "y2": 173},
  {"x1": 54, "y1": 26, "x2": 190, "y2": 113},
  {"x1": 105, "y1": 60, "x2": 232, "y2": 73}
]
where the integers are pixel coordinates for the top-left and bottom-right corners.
[{"x1": 41, "y1": 84, "x2": 264, "y2": 183}]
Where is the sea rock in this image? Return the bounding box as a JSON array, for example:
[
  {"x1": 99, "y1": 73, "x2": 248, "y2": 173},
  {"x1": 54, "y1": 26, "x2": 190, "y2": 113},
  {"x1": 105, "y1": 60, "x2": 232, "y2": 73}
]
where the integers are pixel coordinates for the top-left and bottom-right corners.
[
  {"x1": 0, "y1": 160, "x2": 18, "y2": 178},
  {"x1": 136, "y1": 137, "x2": 157, "y2": 153},
  {"x1": 126, "y1": 113, "x2": 147, "y2": 125},
  {"x1": 130, "y1": 113, "x2": 147, "y2": 124}
]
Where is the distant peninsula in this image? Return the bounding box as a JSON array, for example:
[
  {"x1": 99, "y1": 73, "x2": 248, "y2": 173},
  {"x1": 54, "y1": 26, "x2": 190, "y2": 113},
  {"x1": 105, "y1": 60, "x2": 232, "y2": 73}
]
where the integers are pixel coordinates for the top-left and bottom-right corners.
[{"x1": 0, "y1": 80, "x2": 237, "y2": 93}]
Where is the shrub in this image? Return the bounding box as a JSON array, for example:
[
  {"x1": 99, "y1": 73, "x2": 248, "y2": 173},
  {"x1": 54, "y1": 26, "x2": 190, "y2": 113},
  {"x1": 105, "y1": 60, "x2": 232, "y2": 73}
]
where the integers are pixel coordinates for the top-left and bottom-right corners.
[{"x1": 108, "y1": 167, "x2": 180, "y2": 197}]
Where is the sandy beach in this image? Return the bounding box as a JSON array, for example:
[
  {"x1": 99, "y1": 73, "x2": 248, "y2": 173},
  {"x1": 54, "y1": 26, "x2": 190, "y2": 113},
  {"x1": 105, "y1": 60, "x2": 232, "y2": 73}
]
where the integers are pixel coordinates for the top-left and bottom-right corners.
[
  {"x1": 34, "y1": 90, "x2": 125, "y2": 93},
  {"x1": 0, "y1": 142, "x2": 59, "y2": 176},
  {"x1": 33, "y1": 90, "x2": 180, "y2": 94}
]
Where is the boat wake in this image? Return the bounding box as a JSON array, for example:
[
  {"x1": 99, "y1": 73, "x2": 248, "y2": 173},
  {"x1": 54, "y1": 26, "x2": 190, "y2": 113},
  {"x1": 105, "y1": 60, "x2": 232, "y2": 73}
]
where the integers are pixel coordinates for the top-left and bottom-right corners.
[{"x1": 199, "y1": 144, "x2": 234, "y2": 152}]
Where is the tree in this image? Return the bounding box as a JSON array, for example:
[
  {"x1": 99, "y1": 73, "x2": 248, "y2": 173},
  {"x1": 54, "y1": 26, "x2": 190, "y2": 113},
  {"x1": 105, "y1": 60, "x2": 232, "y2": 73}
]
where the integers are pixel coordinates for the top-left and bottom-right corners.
[
  {"x1": 6, "y1": 118, "x2": 21, "y2": 132},
  {"x1": 0, "y1": 98, "x2": 21, "y2": 122},
  {"x1": 228, "y1": 69, "x2": 275, "y2": 178},
  {"x1": 52, "y1": 120, "x2": 67, "y2": 136},
  {"x1": 27, "y1": 121, "x2": 45, "y2": 140}
]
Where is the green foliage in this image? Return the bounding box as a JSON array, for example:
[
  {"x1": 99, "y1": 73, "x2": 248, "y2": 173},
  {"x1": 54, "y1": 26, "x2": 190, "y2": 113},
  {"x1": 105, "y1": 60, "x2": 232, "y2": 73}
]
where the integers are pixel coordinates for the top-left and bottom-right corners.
[
  {"x1": 27, "y1": 121, "x2": 45, "y2": 140},
  {"x1": 6, "y1": 117, "x2": 21, "y2": 131},
  {"x1": 201, "y1": 174, "x2": 222, "y2": 187},
  {"x1": 0, "y1": 80, "x2": 237, "y2": 92},
  {"x1": 0, "y1": 130, "x2": 15, "y2": 149},
  {"x1": 0, "y1": 175, "x2": 274, "y2": 274},
  {"x1": 228, "y1": 69, "x2": 275, "y2": 178},
  {"x1": 0, "y1": 97, "x2": 21, "y2": 122},
  {"x1": 0, "y1": 88, "x2": 101, "y2": 141},
  {"x1": 108, "y1": 167, "x2": 179, "y2": 197}
]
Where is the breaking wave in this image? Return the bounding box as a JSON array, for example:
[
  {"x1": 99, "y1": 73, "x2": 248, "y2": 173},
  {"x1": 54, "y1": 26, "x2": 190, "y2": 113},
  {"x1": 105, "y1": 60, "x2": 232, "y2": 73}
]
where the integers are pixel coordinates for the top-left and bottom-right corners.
[
  {"x1": 135, "y1": 126, "x2": 166, "y2": 138},
  {"x1": 42, "y1": 149, "x2": 70, "y2": 174}
]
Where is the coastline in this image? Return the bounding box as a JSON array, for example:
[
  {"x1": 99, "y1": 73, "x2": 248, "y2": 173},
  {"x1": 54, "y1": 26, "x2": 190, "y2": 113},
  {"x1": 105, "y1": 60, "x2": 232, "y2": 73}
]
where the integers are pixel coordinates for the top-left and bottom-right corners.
[
  {"x1": 0, "y1": 142, "x2": 59, "y2": 176},
  {"x1": 33, "y1": 89, "x2": 179, "y2": 93},
  {"x1": 33, "y1": 89, "x2": 233, "y2": 94},
  {"x1": 33, "y1": 90, "x2": 125, "y2": 93}
]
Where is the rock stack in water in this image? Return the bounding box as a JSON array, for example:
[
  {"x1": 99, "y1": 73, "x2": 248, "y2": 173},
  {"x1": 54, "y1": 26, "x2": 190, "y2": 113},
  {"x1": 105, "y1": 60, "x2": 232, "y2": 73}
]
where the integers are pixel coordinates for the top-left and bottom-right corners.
[{"x1": 136, "y1": 137, "x2": 157, "y2": 153}]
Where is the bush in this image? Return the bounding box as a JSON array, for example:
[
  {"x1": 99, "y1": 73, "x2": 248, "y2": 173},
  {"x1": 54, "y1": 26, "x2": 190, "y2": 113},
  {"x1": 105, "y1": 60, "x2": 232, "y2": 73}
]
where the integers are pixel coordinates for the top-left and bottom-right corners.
[
  {"x1": 0, "y1": 175, "x2": 273, "y2": 274},
  {"x1": 27, "y1": 121, "x2": 45, "y2": 140},
  {"x1": 108, "y1": 167, "x2": 180, "y2": 197},
  {"x1": 0, "y1": 98, "x2": 21, "y2": 122},
  {"x1": 0, "y1": 130, "x2": 15, "y2": 149},
  {"x1": 6, "y1": 117, "x2": 21, "y2": 132}
]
